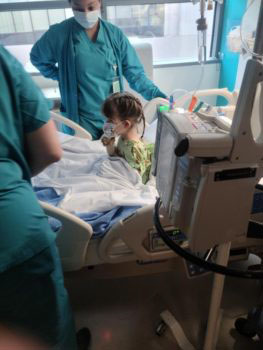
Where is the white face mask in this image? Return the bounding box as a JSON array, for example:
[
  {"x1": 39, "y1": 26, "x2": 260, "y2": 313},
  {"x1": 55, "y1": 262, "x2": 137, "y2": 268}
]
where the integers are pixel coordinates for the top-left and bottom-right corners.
[
  {"x1": 103, "y1": 122, "x2": 116, "y2": 138},
  {"x1": 73, "y1": 9, "x2": 100, "y2": 29},
  {"x1": 103, "y1": 121, "x2": 124, "y2": 138}
]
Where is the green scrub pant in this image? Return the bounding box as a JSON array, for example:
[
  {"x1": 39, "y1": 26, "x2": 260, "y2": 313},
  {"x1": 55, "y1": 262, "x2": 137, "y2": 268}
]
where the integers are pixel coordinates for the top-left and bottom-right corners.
[{"x1": 0, "y1": 242, "x2": 77, "y2": 350}]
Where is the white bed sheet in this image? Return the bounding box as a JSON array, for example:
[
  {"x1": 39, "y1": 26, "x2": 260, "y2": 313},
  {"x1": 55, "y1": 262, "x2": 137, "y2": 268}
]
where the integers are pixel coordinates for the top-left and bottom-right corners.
[{"x1": 33, "y1": 133, "x2": 158, "y2": 213}]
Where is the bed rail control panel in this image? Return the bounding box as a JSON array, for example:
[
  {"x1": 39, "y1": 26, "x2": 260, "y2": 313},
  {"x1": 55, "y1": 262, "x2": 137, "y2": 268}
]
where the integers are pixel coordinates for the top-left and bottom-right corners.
[{"x1": 147, "y1": 227, "x2": 187, "y2": 252}]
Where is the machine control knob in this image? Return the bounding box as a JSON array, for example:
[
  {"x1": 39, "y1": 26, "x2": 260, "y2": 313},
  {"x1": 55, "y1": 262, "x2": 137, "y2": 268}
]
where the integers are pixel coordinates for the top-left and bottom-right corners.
[{"x1": 174, "y1": 138, "x2": 189, "y2": 157}]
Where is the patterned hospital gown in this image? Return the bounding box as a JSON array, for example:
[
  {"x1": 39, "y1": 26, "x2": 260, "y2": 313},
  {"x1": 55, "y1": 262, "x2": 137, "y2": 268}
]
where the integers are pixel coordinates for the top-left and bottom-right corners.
[{"x1": 117, "y1": 137, "x2": 154, "y2": 184}]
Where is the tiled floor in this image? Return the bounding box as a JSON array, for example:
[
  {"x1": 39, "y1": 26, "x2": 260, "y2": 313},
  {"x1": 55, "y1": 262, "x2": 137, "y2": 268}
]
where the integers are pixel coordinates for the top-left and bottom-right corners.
[{"x1": 65, "y1": 257, "x2": 263, "y2": 350}]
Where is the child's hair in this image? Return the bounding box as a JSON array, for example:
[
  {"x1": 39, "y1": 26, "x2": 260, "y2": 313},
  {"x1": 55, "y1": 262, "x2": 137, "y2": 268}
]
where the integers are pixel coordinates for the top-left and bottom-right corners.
[{"x1": 102, "y1": 92, "x2": 146, "y2": 138}]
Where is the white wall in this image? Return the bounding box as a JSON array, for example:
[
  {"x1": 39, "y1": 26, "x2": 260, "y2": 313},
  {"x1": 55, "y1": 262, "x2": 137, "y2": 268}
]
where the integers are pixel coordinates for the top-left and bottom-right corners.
[
  {"x1": 154, "y1": 63, "x2": 220, "y2": 99},
  {"x1": 33, "y1": 75, "x2": 58, "y2": 89}
]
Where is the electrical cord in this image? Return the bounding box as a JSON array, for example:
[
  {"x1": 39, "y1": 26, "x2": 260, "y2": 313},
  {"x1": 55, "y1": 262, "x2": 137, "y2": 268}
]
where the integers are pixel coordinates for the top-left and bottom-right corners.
[
  {"x1": 154, "y1": 197, "x2": 263, "y2": 279},
  {"x1": 256, "y1": 184, "x2": 263, "y2": 191}
]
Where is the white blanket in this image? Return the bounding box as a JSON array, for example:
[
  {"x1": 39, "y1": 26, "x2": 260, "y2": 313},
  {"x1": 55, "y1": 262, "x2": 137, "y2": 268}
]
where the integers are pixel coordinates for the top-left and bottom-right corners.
[{"x1": 33, "y1": 133, "x2": 158, "y2": 213}]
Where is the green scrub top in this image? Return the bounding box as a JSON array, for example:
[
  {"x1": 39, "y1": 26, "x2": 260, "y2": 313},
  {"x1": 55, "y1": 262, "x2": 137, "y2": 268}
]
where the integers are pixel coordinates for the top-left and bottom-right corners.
[
  {"x1": 73, "y1": 21, "x2": 116, "y2": 140},
  {"x1": 30, "y1": 18, "x2": 167, "y2": 140},
  {"x1": 0, "y1": 46, "x2": 56, "y2": 273}
]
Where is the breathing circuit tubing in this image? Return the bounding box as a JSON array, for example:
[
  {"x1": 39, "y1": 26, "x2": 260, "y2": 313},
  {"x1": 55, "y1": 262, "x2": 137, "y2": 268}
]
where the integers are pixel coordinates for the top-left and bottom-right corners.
[{"x1": 154, "y1": 197, "x2": 263, "y2": 279}]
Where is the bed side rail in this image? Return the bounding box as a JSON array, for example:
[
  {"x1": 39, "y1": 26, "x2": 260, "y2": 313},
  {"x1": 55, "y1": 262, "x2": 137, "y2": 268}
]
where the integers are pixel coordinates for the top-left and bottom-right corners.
[
  {"x1": 143, "y1": 97, "x2": 169, "y2": 124},
  {"x1": 99, "y1": 205, "x2": 185, "y2": 263},
  {"x1": 174, "y1": 88, "x2": 238, "y2": 108},
  {"x1": 39, "y1": 201, "x2": 93, "y2": 271},
  {"x1": 50, "y1": 111, "x2": 92, "y2": 140}
]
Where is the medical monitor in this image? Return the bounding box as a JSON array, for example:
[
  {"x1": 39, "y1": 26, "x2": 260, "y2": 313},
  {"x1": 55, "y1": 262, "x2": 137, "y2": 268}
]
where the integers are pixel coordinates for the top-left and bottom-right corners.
[
  {"x1": 154, "y1": 111, "x2": 179, "y2": 211},
  {"x1": 154, "y1": 109, "x2": 258, "y2": 251},
  {"x1": 154, "y1": 109, "x2": 202, "y2": 231}
]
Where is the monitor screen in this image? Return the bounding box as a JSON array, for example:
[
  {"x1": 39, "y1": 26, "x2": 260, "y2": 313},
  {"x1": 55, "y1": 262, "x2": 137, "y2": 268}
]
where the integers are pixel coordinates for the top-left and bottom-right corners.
[{"x1": 156, "y1": 114, "x2": 178, "y2": 210}]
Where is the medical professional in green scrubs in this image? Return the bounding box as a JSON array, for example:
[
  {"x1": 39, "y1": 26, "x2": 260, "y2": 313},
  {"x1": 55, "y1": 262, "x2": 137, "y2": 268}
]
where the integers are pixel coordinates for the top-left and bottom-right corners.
[
  {"x1": 30, "y1": 0, "x2": 167, "y2": 140},
  {"x1": 0, "y1": 45, "x2": 78, "y2": 349}
]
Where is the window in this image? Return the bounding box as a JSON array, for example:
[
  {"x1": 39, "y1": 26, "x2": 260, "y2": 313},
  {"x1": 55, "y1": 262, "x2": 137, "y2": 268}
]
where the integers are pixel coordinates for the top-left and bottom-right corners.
[
  {"x1": 0, "y1": 8, "x2": 73, "y2": 44},
  {"x1": 105, "y1": 2, "x2": 216, "y2": 65},
  {"x1": 0, "y1": 0, "x2": 221, "y2": 71},
  {"x1": 0, "y1": 1, "x2": 73, "y2": 72}
]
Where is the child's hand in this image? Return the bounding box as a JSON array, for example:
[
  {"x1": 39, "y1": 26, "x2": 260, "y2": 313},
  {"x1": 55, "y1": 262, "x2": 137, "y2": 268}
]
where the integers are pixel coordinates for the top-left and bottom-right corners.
[{"x1": 101, "y1": 136, "x2": 115, "y2": 146}]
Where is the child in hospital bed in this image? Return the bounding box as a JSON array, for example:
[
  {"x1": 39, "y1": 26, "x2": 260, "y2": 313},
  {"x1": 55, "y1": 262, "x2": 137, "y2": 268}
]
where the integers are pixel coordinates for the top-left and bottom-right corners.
[{"x1": 101, "y1": 92, "x2": 154, "y2": 184}]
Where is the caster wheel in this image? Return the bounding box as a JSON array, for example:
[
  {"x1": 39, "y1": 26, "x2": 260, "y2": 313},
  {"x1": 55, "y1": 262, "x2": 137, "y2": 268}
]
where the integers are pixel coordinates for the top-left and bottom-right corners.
[
  {"x1": 235, "y1": 318, "x2": 257, "y2": 338},
  {"x1": 155, "y1": 320, "x2": 167, "y2": 336}
]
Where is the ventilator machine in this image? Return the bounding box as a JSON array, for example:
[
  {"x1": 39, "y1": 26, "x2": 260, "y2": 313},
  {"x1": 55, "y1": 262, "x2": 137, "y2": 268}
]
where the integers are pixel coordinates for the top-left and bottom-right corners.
[{"x1": 152, "y1": 1, "x2": 263, "y2": 349}]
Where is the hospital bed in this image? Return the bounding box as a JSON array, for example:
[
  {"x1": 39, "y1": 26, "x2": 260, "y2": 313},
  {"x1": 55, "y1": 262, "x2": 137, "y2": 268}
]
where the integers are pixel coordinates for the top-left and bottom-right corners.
[
  {"x1": 36, "y1": 90, "x2": 263, "y2": 273},
  {"x1": 40, "y1": 98, "x2": 172, "y2": 271}
]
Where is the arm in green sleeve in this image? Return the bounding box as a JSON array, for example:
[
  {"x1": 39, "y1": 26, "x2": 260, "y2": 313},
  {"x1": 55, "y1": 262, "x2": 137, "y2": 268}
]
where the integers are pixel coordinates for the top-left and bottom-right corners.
[
  {"x1": 3, "y1": 48, "x2": 51, "y2": 133},
  {"x1": 119, "y1": 31, "x2": 167, "y2": 100},
  {"x1": 30, "y1": 27, "x2": 59, "y2": 81}
]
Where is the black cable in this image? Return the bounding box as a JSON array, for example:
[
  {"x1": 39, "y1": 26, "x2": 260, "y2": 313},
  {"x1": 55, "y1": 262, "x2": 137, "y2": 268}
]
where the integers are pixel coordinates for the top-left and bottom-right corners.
[
  {"x1": 154, "y1": 198, "x2": 263, "y2": 279},
  {"x1": 255, "y1": 184, "x2": 263, "y2": 191}
]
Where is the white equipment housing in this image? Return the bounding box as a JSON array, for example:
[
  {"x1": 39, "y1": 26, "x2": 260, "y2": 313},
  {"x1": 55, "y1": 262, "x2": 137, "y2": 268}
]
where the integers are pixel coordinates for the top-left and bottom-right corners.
[{"x1": 154, "y1": 59, "x2": 263, "y2": 252}]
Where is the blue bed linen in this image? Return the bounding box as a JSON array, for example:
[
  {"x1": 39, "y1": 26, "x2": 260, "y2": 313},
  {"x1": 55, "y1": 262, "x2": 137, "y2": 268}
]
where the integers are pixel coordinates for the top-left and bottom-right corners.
[
  {"x1": 34, "y1": 186, "x2": 64, "y2": 206},
  {"x1": 77, "y1": 206, "x2": 140, "y2": 238},
  {"x1": 34, "y1": 187, "x2": 140, "y2": 238}
]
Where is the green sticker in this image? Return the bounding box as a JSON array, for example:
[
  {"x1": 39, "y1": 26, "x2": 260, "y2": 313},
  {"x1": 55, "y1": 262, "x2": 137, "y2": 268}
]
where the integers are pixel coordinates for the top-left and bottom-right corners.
[
  {"x1": 159, "y1": 105, "x2": 169, "y2": 112},
  {"x1": 112, "y1": 78, "x2": 121, "y2": 93}
]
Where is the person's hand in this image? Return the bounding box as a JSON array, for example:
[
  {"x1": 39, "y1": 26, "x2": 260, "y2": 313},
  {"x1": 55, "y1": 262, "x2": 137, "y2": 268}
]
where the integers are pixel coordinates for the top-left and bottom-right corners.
[{"x1": 101, "y1": 135, "x2": 115, "y2": 146}]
